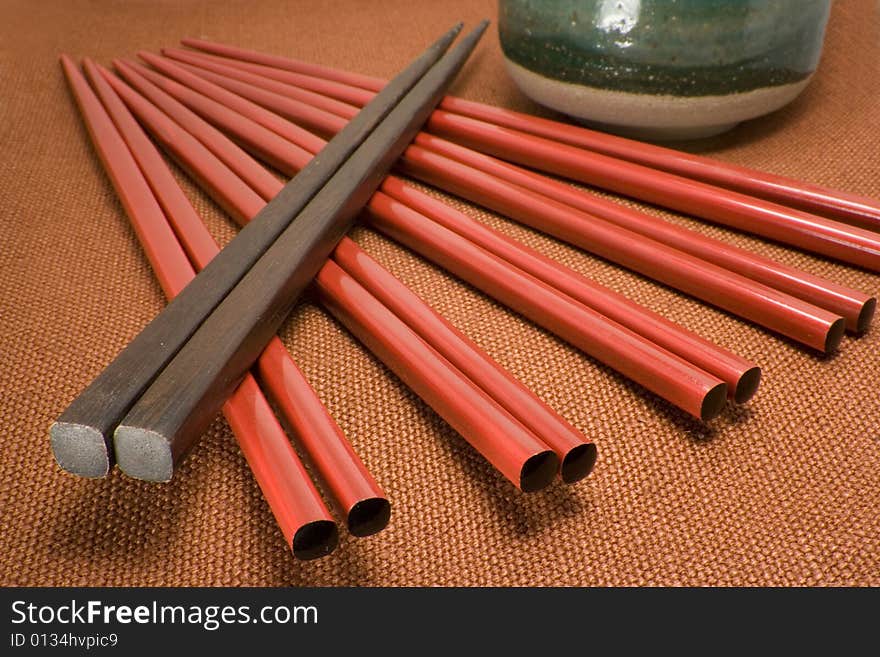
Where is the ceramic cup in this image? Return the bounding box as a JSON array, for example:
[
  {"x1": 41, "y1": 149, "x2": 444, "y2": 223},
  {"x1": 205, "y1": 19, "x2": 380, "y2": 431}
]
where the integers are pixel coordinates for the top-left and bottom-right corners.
[{"x1": 499, "y1": 0, "x2": 833, "y2": 139}]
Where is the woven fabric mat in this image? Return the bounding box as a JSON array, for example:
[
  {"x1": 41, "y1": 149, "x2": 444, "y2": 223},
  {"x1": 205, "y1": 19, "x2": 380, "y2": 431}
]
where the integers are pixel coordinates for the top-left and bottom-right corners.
[{"x1": 1, "y1": 0, "x2": 878, "y2": 586}]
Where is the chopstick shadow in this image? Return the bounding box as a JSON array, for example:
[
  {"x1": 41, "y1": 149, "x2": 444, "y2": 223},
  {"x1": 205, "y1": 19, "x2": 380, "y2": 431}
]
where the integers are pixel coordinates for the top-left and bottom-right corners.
[
  {"x1": 417, "y1": 406, "x2": 589, "y2": 537},
  {"x1": 282, "y1": 534, "x2": 376, "y2": 586},
  {"x1": 232, "y1": 462, "x2": 379, "y2": 587},
  {"x1": 44, "y1": 462, "x2": 190, "y2": 559},
  {"x1": 484, "y1": 478, "x2": 588, "y2": 539}
]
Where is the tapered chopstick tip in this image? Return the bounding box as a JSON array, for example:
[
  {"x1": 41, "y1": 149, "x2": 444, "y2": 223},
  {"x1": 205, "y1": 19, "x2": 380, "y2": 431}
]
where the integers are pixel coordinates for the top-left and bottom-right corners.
[
  {"x1": 292, "y1": 520, "x2": 339, "y2": 560},
  {"x1": 431, "y1": 22, "x2": 465, "y2": 54},
  {"x1": 59, "y1": 54, "x2": 83, "y2": 80},
  {"x1": 114, "y1": 425, "x2": 174, "y2": 482},
  {"x1": 50, "y1": 421, "x2": 111, "y2": 478},
  {"x1": 347, "y1": 497, "x2": 392, "y2": 537}
]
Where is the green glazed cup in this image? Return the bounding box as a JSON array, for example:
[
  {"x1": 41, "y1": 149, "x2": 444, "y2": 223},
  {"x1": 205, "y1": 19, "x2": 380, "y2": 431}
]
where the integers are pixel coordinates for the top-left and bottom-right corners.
[{"x1": 499, "y1": 0, "x2": 832, "y2": 139}]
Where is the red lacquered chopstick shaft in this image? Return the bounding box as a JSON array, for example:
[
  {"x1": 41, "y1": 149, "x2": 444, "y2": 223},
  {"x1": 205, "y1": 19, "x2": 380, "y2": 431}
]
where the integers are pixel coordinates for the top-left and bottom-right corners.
[
  {"x1": 161, "y1": 49, "x2": 358, "y2": 128},
  {"x1": 181, "y1": 37, "x2": 387, "y2": 93},
  {"x1": 170, "y1": 46, "x2": 376, "y2": 107},
  {"x1": 121, "y1": 59, "x2": 314, "y2": 174},
  {"x1": 83, "y1": 60, "x2": 222, "y2": 269},
  {"x1": 425, "y1": 111, "x2": 880, "y2": 271},
  {"x1": 100, "y1": 70, "x2": 264, "y2": 224},
  {"x1": 333, "y1": 237, "x2": 596, "y2": 482},
  {"x1": 317, "y1": 260, "x2": 560, "y2": 492},
  {"x1": 108, "y1": 59, "x2": 595, "y2": 482},
  {"x1": 112, "y1": 61, "x2": 281, "y2": 202},
  {"x1": 139, "y1": 52, "x2": 337, "y2": 152},
  {"x1": 124, "y1": 58, "x2": 729, "y2": 419},
  {"x1": 124, "y1": 57, "x2": 312, "y2": 177},
  {"x1": 153, "y1": 51, "x2": 352, "y2": 134},
  {"x1": 399, "y1": 145, "x2": 846, "y2": 353},
  {"x1": 379, "y1": 179, "x2": 761, "y2": 403},
  {"x1": 437, "y1": 97, "x2": 880, "y2": 232},
  {"x1": 61, "y1": 55, "x2": 337, "y2": 558},
  {"x1": 161, "y1": 51, "x2": 873, "y2": 337},
  {"x1": 179, "y1": 38, "x2": 880, "y2": 231},
  {"x1": 413, "y1": 133, "x2": 876, "y2": 334},
  {"x1": 362, "y1": 195, "x2": 729, "y2": 421},
  {"x1": 94, "y1": 64, "x2": 390, "y2": 536},
  {"x1": 141, "y1": 52, "x2": 766, "y2": 398}
]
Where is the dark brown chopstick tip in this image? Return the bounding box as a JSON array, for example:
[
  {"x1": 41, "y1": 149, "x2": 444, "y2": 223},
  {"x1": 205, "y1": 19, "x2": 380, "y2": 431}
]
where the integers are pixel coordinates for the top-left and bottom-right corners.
[
  {"x1": 734, "y1": 366, "x2": 762, "y2": 405},
  {"x1": 291, "y1": 520, "x2": 339, "y2": 560},
  {"x1": 50, "y1": 421, "x2": 110, "y2": 478},
  {"x1": 347, "y1": 497, "x2": 392, "y2": 537},
  {"x1": 113, "y1": 426, "x2": 174, "y2": 482},
  {"x1": 857, "y1": 297, "x2": 876, "y2": 334},
  {"x1": 824, "y1": 317, "x2": 847, "y2": 354},
  {"x1": 560, "y1": 443, "x2": 598, "y2": 484},
  {"x1": 519, "y1": 450, "x2": 559, "y2": 493},
  {"x1": 700, "y1": 382, "x2": 728, "y2": 423}
]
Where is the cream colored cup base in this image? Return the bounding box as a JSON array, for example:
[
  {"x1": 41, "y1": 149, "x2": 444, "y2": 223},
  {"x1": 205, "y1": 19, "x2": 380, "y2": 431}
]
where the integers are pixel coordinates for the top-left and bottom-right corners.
[{"x1": 505, "y1": 58, "x2": 812, "y2": 140}]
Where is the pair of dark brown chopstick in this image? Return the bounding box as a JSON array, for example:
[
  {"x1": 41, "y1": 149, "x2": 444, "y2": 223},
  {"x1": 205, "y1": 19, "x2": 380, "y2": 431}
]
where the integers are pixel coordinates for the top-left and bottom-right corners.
[
  {"x1": 115, "y1": 52, "x2": 742, "y2": 421},
  {"x1": 51, "y1": 23, "x2": 483, "y2": 485},
  {"x1": 61, "y1": 23, "x2": 606, "y2": 493},
  {"x1": 90, "y1": 56, "x2": 597, "y2": 490},
  {"x1": 60, "y1": 55, "x2": 359, "y2": 559}
]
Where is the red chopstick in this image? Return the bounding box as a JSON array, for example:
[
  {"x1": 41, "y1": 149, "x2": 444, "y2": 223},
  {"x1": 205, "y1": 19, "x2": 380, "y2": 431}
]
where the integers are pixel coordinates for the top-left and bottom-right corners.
[
  {"x1": 141, "y1": 51, "x2": 774, "y2": 399},
  {"x1": 398, "y1": 144, "x2": 846, "y2": 352},
  {"x1": 167, "y1": 45, "x2": 880, "y2": 271},
  {"x1": 90, "y1": 62, "x2": 390, "y2": 536},
  {"x1": 117, "y1": 58, "x2": 729, "y2": 421},
  {"x1": 316, "y1": 260, "x2": 559, "y2": 492},
  {"x1": 100, "y1": 64, "x2": 564, "y2": 489},
  {"x1": 156, "y1": 50, "x2": 875, "y2": 334},
  {"x1": 178, "y1": 37, "x2": 880, "y2": 232},
  {"x1": 333, "y1": 236, "x2": 597, "y2": 483},
  {"x1": 379, "y1": 179, "x2": 761, "y2": 403},
  {"x1": 60, "y1": 55, "x2": 338, "y2": 559},
  {"x1": 121, "y1": 59, "x2": 313, "y2": 174},
  {"x1": 100, "y1": 68, "x2": 264, "y2": 224},
  {"x1": 411, "y1": 134, "x2": 875, "y2": 334},
  {"x1": 425, "y1": 111, "x2": 880, "y2": 272},
  {"x1": 114, "y1": 62, "x2": 281, "y2": 202},
  {"x1": 145, "y1": 55, "x2": 847, "y2": 354},
  {"x1": 180, "y1": 37, "x2": 387, "y2": 94}
]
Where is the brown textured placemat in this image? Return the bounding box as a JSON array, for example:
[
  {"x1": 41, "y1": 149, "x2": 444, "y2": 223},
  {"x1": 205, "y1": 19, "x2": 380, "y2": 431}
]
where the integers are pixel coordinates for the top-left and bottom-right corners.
[{"x1": 1, "y1": 0, "x2": 878, "y2": 586}]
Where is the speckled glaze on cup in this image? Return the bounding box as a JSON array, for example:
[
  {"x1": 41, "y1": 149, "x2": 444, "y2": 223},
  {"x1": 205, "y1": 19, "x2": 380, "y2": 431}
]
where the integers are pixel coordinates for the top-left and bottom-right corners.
[{"x1": 499, "y1": 0, "x2": 832, "y2": 139}]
